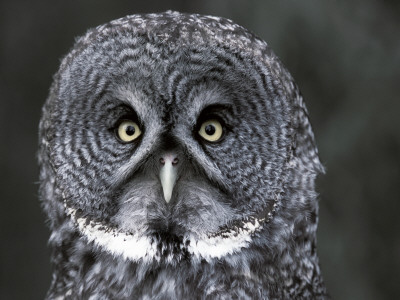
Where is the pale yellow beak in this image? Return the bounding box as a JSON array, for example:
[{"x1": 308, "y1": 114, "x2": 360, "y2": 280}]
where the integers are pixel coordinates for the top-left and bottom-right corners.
[{"x1": 159, "y1": 156, "x2": 178, "y2": 203}]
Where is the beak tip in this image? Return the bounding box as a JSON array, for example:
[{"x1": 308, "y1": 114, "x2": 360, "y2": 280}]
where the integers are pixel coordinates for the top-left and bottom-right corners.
[{"x1": 164, "y1": 192, "x2": 172, "y2": 203}]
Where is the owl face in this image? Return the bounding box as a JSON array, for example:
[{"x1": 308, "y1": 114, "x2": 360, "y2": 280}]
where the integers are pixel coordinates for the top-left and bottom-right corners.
[{"x1": 41, "y1": 13, "x2": 316, "y2": 264}]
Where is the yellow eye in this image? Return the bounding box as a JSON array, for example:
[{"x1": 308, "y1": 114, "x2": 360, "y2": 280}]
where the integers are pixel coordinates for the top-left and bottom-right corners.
[
  {"x1": 198, "y1": 119, "x2": 223, "y2": 142},
  {"x1": 117, "y1": 120, "x2": 142, "y2": 142}
]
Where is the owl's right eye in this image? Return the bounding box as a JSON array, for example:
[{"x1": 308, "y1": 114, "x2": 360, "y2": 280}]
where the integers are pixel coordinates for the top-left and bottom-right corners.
[{"x1": 116, "y1": 120, "x2": 142, "y2": 143}]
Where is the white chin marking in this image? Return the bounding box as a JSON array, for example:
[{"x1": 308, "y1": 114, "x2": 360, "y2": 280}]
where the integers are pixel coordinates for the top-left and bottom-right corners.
[{"x1": 66, "y1": 206, "x2": 262, "y2": 263}]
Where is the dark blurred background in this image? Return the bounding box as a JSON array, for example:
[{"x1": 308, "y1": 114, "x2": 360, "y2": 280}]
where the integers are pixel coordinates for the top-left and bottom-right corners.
[{"x1": 1, "y1": 0, "x2": 399, "y2": 299}]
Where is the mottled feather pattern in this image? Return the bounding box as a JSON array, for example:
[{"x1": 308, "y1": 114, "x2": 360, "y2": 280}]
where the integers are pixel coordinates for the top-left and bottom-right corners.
[{"x1": 39, "y1": 11, "x2": 328, "y2": 299}]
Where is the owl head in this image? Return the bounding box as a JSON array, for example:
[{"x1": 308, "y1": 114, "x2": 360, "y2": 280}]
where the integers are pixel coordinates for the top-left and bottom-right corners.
[{"x1": 39, "y1": 11, "x2": 323, "y2": 268}]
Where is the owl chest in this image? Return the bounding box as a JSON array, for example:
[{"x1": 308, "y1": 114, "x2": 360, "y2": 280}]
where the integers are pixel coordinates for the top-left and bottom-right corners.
[{"x1": 64, "y1": 258, "x2": 268, "y2": 299}]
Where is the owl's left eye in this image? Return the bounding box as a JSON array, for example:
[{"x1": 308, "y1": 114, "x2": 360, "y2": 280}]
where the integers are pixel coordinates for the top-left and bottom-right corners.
[
  {"x1": 198, "y1": 119, "x2": 223, "y2": 142},
  {"x1": 116, "y1": 120, "x2": 142, "y2": 143}
]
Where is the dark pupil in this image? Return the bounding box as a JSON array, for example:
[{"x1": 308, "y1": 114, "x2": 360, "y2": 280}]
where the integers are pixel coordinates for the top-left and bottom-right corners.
[
  {"x1": 205, "y1": 124, "x2": 216, "y2": 136},
  {"x1": 125, "y1": 125, "x2": 135, "y2": 136}
]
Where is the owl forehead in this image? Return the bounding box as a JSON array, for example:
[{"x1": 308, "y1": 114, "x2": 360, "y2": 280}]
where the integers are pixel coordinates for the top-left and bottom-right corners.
[
  {"x1": 59, "y1": 12, "x2": 282, "y2": 102},
  {"x1": 69, "y1": 11, "x2": 272, "y2": 66},
  {"x1": 60, "y1": 37, "x2": 272, "y2": 122}
]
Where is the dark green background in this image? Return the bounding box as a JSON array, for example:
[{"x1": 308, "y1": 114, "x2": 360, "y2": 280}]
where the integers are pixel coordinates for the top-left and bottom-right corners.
[{"x1": 1, "y1": 1, "x2": 399, "y2": 299}]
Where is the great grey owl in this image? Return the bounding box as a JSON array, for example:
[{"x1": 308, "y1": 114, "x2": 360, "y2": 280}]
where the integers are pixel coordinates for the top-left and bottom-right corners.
[{"x1": 39, "y1": 11, "x2": 327, "y2": 299}]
